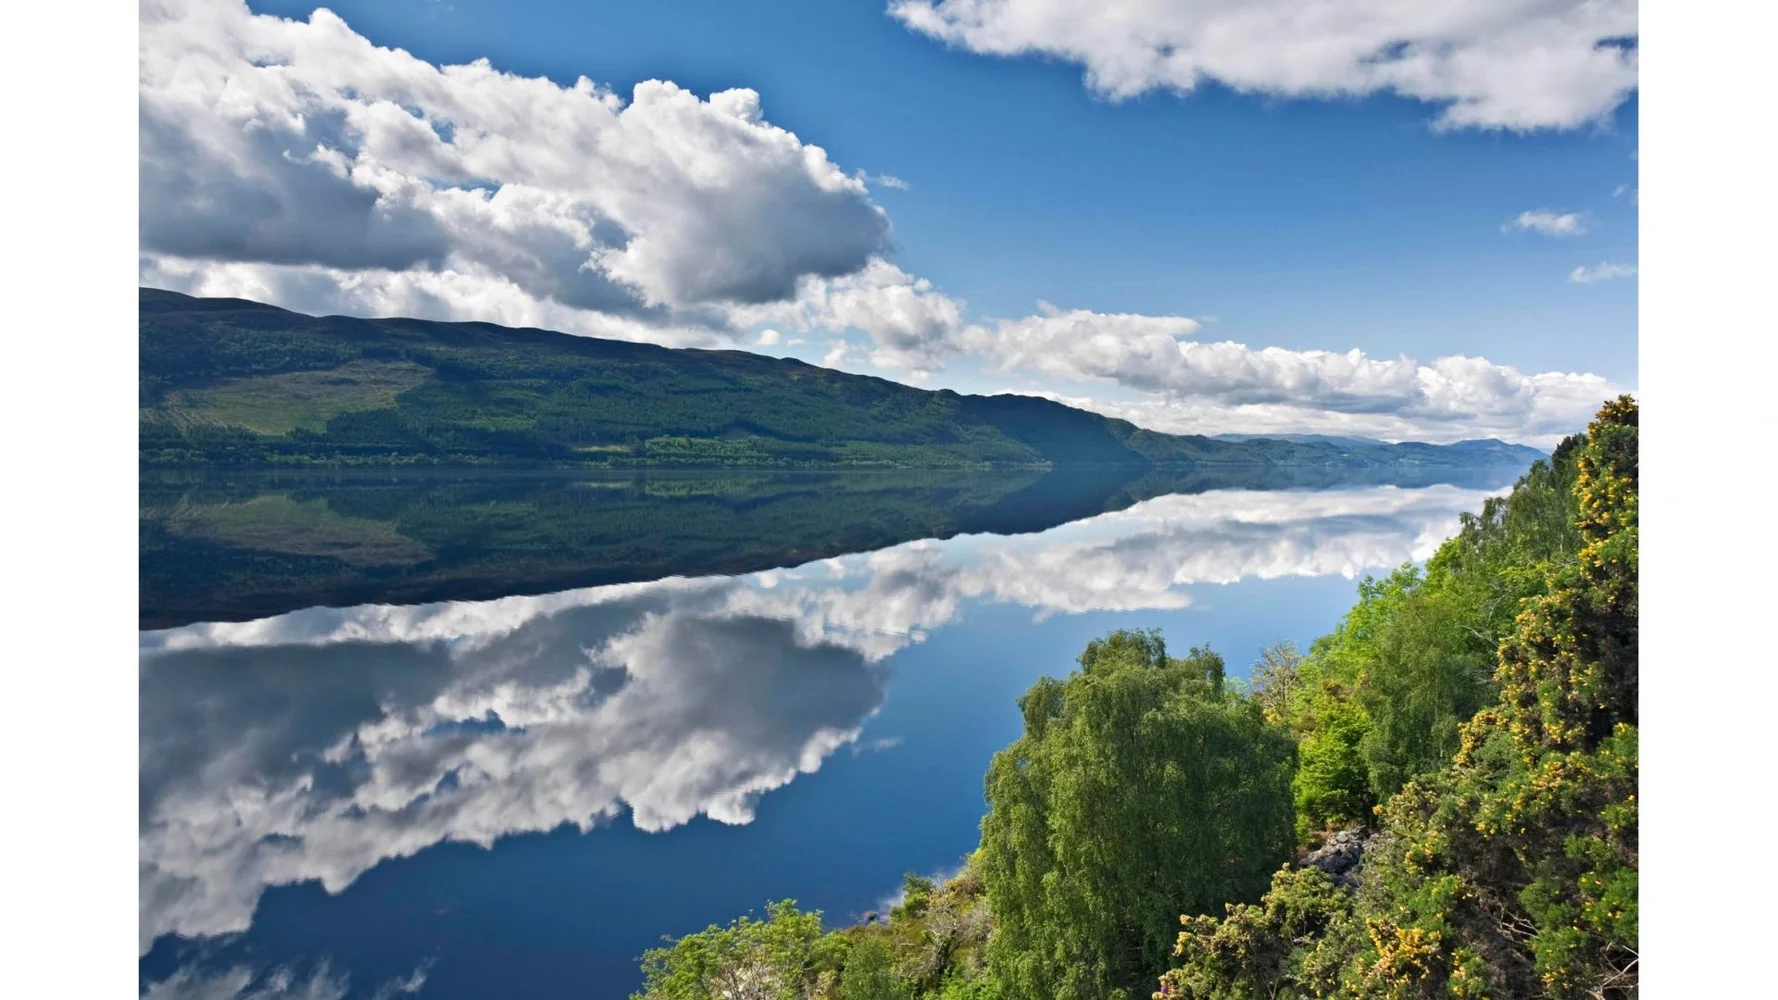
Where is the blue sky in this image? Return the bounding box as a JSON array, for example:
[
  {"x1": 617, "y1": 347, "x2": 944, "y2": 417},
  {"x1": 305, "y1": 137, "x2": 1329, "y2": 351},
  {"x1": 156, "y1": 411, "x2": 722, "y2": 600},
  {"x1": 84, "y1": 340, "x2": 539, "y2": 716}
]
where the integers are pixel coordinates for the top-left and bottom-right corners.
[{"x1": 141, "y1": 0, "x2": 1638, "y2": 445}]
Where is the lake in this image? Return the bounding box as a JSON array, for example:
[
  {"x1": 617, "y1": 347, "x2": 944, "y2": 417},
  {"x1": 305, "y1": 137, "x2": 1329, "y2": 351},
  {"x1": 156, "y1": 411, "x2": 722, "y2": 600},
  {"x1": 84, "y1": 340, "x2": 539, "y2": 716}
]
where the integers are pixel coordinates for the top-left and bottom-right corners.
[{"x1": 138, "y1": 466, "x2": 1524, "y2": 999}]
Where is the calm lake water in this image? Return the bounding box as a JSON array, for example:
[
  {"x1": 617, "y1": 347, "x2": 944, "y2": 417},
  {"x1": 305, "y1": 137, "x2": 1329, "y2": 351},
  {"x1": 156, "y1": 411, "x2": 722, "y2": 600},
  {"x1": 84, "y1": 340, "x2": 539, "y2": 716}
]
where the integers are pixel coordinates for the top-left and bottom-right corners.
[{"x1": 139, "y1": 467, "x2": 1523, "y2": 999}]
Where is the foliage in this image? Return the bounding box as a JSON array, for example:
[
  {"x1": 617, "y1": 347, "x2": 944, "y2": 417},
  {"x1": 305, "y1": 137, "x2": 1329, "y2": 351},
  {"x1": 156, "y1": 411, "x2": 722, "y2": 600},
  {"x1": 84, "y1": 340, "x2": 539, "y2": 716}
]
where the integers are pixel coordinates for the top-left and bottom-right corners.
[
  {"x1": 141, "y1": 289, "x2": 1546, "y2": 472},
  {"x1": 633, "y1": 900, "x2": 848, "y2": 1000},
  {"x1": 1159, "y1": 396, "x2": 1639, "y2": 1000},
  {"x1": 1249, "y1": 641, "x2": 1303, "y2": 725},
  {"x1": 840, "y1": 937, "x2": 914, "y2": 1000},
  {"x1": 1158, "y1": 867, "x2": 1365, "y2": 999},
  {"x1": 1277, "y1": 439, "x2": 1587, "y2": 832},
  {"x1": 979, "y1": 630, "x2": 1297, "y2": 1000}
]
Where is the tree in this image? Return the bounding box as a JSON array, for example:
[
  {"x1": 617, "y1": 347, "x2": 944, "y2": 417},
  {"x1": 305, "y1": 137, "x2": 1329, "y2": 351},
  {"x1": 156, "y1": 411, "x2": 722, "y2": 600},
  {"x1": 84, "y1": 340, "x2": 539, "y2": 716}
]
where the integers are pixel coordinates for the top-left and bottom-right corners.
[
  {"x1": 979, "y1": 630, "x2": 1296, "y2": 1000},
  {"x1": 634, "y1": 900, "x2": 846, "y2": 1000},
  {"x1": 1249, "y1": 641, "x2": 1303, "y2": 725},
  {"x1": 840, "y1": 937, "x2": 912, "y2": 1000}
]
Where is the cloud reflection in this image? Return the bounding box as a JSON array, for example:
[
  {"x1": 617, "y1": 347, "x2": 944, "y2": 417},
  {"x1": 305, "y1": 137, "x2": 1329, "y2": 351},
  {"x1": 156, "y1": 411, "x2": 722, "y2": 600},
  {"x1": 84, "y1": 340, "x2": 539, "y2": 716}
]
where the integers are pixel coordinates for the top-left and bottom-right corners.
[{"x1": 140, "y1": 484, "x2": 1494, "y2": 951}]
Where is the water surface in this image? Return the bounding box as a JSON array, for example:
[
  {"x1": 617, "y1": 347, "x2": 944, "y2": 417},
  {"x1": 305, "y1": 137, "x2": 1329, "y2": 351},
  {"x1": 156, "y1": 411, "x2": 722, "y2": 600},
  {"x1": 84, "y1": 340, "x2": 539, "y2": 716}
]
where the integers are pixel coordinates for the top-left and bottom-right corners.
[{"x1": 139, "y1": 468, "x2": 1521, "y2": 999}]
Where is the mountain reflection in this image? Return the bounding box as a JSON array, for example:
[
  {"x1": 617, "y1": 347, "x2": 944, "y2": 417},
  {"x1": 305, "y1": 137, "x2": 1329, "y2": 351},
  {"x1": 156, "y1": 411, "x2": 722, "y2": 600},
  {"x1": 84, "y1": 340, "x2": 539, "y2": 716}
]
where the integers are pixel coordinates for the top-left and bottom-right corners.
[{"x1": 140, "y1": 483, "x2": 1496, "y2": 953}]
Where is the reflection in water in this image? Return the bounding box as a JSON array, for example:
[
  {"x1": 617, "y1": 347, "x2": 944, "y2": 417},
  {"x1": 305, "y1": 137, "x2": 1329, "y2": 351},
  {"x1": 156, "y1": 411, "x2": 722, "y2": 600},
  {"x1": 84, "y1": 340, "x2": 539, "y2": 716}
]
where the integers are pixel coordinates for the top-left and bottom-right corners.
[
  {"x1": 140, "y1": 484, "x2": 1497, "y2": 965},
  {"x1": 140, "y1": 465, "x2": 1526, "y2": 628}
]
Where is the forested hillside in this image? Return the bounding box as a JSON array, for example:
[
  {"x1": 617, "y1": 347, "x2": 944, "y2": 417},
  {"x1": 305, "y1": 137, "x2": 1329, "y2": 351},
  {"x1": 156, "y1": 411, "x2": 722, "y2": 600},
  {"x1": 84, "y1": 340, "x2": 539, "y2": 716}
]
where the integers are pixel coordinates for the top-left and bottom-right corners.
[
  {"x1": 139, "y1": 289, "x2": 1545, "y2": 472},
  {"x1": 628, "y1": 396, "x2": 1637, "y2": 1000}
]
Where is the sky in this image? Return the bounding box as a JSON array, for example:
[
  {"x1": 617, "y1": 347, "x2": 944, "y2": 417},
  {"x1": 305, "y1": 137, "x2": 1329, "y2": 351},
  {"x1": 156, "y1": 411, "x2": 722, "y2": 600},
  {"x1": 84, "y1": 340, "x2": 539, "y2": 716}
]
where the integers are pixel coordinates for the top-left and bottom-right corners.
[{"x1": 138, "y1": 0, "x2": 1638, "y2": 447}]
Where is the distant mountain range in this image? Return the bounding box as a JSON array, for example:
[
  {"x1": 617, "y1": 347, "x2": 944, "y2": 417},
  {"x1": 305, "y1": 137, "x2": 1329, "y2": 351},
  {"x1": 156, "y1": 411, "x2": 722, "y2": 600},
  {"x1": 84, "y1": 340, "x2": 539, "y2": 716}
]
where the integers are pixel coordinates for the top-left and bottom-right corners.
[
  {"x1": 1214, "y1": 432, "x2": 1546, "y2": 455},
  {"x1": 139, "y1": 289, "x2": 1553, "y2": 472}
]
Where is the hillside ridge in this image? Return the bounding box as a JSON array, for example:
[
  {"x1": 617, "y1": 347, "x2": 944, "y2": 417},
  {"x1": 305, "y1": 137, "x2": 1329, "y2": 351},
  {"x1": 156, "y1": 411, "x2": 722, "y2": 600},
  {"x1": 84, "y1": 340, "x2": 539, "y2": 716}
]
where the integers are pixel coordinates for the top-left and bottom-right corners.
[{"x1": 139, "y1": 289, "x2": 1550, "y2": 471}]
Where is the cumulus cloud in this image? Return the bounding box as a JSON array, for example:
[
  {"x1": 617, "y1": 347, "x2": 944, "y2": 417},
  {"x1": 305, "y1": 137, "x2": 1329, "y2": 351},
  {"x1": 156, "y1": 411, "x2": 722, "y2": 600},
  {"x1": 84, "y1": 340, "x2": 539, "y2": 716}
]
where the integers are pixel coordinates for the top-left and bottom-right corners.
[
  {"x1": 889, "y1": 0, "x2": 1638, "y2": 131},
  {"x1": 1569, "y1": 262, "x2": 1638, "y2": 284},
  {"x1": 1503, "y1": 210, "x2": 1589, "y2": 237},
  {"x1": 139, "y1": 481, "x2": 1494, "y2": 952},
  {"x1": 735, "y1": 259, "x2": 968, "y2": 374},
  {"x1": 140, "y1": 0, "x2": 889, "y2": 330},
  {"x1": 960, "y1": 306, "x2": 1625, "y2": 446}
]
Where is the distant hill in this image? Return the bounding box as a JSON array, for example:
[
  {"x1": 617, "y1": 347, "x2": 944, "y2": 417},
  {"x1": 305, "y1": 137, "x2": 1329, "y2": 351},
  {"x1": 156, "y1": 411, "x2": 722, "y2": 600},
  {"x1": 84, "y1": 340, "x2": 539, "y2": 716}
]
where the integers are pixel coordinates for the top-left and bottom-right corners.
[
  {"x1": 1214, "y1": 432, "x2": 1390, "y2": 448},
  {"x1": 139, "y1": 289, "x2": 1554, "y2": 471},
  {"x1": 1215, "y1": 432, "x2": 1546, "y2": 458}
]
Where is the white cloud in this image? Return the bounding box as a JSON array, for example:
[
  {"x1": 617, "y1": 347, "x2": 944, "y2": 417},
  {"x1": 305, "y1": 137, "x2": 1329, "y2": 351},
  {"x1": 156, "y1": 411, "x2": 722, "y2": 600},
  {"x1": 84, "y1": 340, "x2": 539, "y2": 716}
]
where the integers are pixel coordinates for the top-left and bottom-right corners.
[
  {"x1": 890, "y1": 0, "x2": 1638, "y2": 131},
  {"x1": 138, "y1": 254, "x2": 725, "y2": 346},
  {"x1": 737, "y1": 259, "x2": 968, "y2": 375},
  {"x1": 756, "y1": 328, "x2": 783, "y2": 346},
  {"x1": 856, "y1": 170, "x2": 912, "y2": 190},
  {"x1": 1569, "y1": 262, "x2": 1638, "y2": 284},
  {"x1": 141, "y1": 0, "x2": 889, "y2": 330},
  {"x1": 959, "y1": 307, "x2": 1625, "y2": 445},
  {"x1": 1503, "y1": 209, "x2": 1589, "y2": 237}
]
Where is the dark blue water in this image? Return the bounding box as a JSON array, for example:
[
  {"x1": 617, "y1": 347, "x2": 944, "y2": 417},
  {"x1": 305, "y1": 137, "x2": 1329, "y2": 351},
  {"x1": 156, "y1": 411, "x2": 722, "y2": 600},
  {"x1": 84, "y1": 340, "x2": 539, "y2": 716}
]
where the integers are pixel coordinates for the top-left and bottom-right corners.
[{"x1": 139, "y1": 480, "x2": 1508, "y2": 999}]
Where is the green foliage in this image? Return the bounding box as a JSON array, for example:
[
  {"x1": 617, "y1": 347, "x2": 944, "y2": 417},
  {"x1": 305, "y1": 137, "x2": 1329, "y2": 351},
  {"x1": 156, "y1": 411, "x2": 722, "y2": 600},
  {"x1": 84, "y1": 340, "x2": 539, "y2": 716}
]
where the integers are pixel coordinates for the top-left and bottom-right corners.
[
  {"x1": 1159, "y1": 396, "x2": 1639, "y2": 1000},
  {"x1": 1248, "y1": 641, "x2": 1303, "y2": 725},
  {"x1": 841, "y1": 937, "x2": 914, "y2": 1000},
  {"x1": 892, "y1": 874, "x2": 937, "y2": 923},
  {"x1": 633, "y1": 899, "x2": 847, "y2": 1000},
  {"x1": 1159, "y1": 867, "x2": 1365, "y2": 999},
  {"x1": 826, "y1": 861, "x2": 997, "y2": 1000},
  {"x1": 1278, "y1": 439, "x2": 1588, "y2": 832},
  {"x1": 979, "y1": 630, "x2": 1296, "y2": 1000},
  {"x1": 141, "y1": 289, "x2": 1547, "y2": 472},
  {"x1": 1292, "y1": 699, "x2": 1372, "y2": 841}
]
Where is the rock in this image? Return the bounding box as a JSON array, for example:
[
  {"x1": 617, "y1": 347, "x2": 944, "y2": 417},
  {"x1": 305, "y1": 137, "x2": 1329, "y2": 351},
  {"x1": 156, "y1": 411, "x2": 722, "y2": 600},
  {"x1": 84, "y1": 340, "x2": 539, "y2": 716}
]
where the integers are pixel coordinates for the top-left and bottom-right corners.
[{"x1": 1300, "y1": 826, "x2": 1372, "y2": 888}]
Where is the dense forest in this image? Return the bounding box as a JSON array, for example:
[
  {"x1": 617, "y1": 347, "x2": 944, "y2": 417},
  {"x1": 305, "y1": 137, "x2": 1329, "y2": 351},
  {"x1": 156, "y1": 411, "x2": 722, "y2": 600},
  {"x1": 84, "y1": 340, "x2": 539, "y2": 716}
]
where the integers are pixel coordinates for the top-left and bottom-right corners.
[
  {"x1": 627, "y1": 396, "x2": 1637, "y2": 1000},
  {"x1": 139, "y1": 289, "x2": 1545, "y2": 472}
]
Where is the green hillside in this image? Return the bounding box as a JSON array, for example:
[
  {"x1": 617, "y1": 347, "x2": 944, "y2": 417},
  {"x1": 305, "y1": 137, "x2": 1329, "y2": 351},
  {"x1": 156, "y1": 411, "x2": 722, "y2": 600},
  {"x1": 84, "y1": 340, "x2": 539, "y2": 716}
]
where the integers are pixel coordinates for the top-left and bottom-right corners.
[{"x1": 139, "y1": 289, "x2": 1547, "y2": 470}]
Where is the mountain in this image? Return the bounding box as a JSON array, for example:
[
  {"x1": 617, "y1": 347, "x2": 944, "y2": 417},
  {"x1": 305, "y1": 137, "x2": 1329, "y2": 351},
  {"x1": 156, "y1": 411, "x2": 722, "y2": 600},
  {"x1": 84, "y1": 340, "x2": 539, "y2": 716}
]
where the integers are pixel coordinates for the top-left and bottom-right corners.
[{"x1": 139, "y1": 289, "x2": 1553, "y2": 471}]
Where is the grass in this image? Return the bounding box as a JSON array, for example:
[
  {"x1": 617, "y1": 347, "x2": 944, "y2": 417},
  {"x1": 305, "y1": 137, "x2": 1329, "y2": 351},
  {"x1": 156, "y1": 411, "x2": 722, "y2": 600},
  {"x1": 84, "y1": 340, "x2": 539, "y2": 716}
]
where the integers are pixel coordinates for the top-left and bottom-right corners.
[{"x1": 155, "y1": 359, "x2": 433, "y2": 435}]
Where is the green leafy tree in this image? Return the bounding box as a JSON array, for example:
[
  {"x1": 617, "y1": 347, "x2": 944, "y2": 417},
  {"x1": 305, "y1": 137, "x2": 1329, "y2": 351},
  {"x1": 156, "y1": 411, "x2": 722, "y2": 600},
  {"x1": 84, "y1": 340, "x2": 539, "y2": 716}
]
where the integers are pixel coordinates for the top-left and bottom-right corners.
[
  {"x1": 634, "y1": 899, "x2": 846, "y2": 1000},
  {"x1": 1249, "y1": 641, "x2": 1303, "y2": 725},
  {"x1": 979, "y1": 630, "x2": 1296, "y2": 1000},
  {"x1": 840, "y1": 937, "x2": 913, "y2": 1000}
]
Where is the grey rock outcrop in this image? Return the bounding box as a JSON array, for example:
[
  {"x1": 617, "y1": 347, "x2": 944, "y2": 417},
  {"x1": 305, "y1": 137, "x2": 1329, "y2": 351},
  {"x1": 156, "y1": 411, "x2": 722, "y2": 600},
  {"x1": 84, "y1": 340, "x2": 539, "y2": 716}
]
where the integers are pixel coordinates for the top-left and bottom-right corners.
[{"x1": 1299, "y1": 827, "x2": 1371, "y2": 888}]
